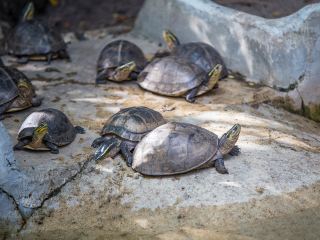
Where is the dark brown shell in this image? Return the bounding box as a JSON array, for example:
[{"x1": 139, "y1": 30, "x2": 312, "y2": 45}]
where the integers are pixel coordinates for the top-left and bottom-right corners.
[
  {"x1": 101, "y1": 106, "x2": 166, "y2": 142},
  {"x1": 138, "y1": 56, "x2": 207, "y2": 96},
  {"x1": 0, "y1": 66, "x2": 36, "y2": 113},
  {"x1": 18, "y1": 108, "x2": 78, "y2": 146},
  {"x1": 132, "y1": 122, "x2": 219, "y2": 176},
  {"x1": 0, "y1": 67, "x2": 19, "y2": 112},
  {"x1": 172, "y1": 42, "x2": 228, "y2": 78},
  {"x1": 97, "y1": 40, "x2": 147, "y2": 72},
  {"x1": 6, "y1": 20, "x2": 66, "y2": 56}
]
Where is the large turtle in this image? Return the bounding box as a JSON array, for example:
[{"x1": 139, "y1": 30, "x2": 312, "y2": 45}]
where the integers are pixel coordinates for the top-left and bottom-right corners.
[
  {"x1": 6, "y1": 2, "x2": 69, "y2": 64},
  {"x1": 133, "y1": 122, "x2": 241, "y2": 175},
  {"x1": 158, "y1": 30, "x2": 228, "y2": 79},
  {"x1": 138, "y1": 56, "x2": 223, "y2": 103},
  {"x1": 91, "y1": 106, "x2": 166, "y2": 166},
  {"x1": 96, "y1": 40, "x2": 147, "y2": 84},
  {"x1": 14, "y1": 108, "x2": 85, "y2": 153},
  {"x1": 0, "y1": 65, "x2": 42, "y2": 117}
]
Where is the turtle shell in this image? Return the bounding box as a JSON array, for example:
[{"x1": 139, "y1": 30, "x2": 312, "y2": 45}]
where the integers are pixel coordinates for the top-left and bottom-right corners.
[
  {"x1": 138, "y1": 56, "x2": 207, "y2": 96},
  {"x1": 97, "y1": 40, "x2": 147, "y2": 72},
  {"x1": 0, "y1": 67, "x2": 19, "y2": 113},
  {"x1": 101, "y1": 106, "x2": 166, "y2": 142},
  {"x1": 18, "y1": 108, "x2": 78, "y2": 146},
  {"x1": 0, "y1": 66, "x2": 37, "y2": 113},
  {"x1": 172, "y1": 42, "x2": 228, "y2": 78},
  {"x1": 132, "y1": 122, "x2": 219, "y2": 176},
  {"x1": 6, "y1": 20, "x2": 66, "y2": 56}
]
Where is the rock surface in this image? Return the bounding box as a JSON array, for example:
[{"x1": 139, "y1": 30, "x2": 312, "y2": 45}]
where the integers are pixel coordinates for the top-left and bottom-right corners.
[
  {"x1": 0, "y1": 29, "x2": 320, "y2": 239},
  {"x1": 134, "y1": 0, "x2": 320, "y2": 121}
]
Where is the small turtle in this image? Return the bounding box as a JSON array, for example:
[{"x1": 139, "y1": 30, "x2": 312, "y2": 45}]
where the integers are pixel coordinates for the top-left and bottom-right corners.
[
  {"x1": 14, "y1": 108, "x2": 85, "y2": 153},
  {"x1": 158, "y1": 30, "x2": 228, "y2": 79},
  {"x1": 96, "y1": 40, "x2": 147, "y2": 84},
  {"x1": 133, "y1": 122, "x2": 241, "y2": 175},
  {"x1": 0, "y1": 65, "x2": 42, "y2": 117},
  {"x1": 6, "y1": 2, "x2": 69, "y2": 64},
  {"x1": 91, "y1": 106, "x2": 166, "y2": 166},
  {"x1": 138, "y1": 56, "x2": 223, "y2": 103}
]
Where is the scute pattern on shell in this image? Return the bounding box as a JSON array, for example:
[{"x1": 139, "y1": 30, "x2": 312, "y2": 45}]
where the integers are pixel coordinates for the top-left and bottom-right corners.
[
  {"x1": 101, "y1": 106, "x2": 166, "y2": 142},
  {"x1": 138, "y1": 56, "x2": 207, "y2": 96},
  {"x1": 0, "y1": 67, "x2": 19, "y2": 106},
  {"x1": 172, "y1": 42, "x2": 228, "y2": 78},
  {"x1": 6, "y1": 20, "x2": 66, "y2": 56},
  {"x1": 18, "y1": 108, "x2": 77, "y2": 146},
  {"x1": 133, "y1": 122, "x2": 219, "y2": 175},
  {"x1": 97, "y1": 40, "x2": 147, "y2": 71}
]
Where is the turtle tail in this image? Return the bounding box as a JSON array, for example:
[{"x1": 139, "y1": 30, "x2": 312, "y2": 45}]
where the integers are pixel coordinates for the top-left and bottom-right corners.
[{"x1": 75, "y1": 126, "x2": 85, "y2": 134}]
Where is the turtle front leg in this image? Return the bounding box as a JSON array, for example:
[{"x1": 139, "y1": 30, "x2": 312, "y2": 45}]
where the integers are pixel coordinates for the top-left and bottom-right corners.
[
  {"x1": 120, "y1": 141, "x2": 136, "y2": 167},
  {"x1": 14, "y1": 139, "x2": 31, "y2": 150},
  {"x1": 46, "y1": 53, "x2": 52, "y2": 65},
  {"x1": 44, "y1": 141, "x2": 59, "y2": 154},
  {"x1": 214, "y1": 158, "x2": 228, "y2": 174},
  {"x1": 185, "y1": 87, "x2": 199, "y2": 103},
  {"x1": 229, "y1": 146, "x2": 240, "y2": 156},
  {"x1": 17, "y1": 57, "x2": 29, "y2": 64},
  {"x1": 95, "y1": 70, "x2": 108, "y2": 84},
  {"x1": 31, "y1": 95, "x2": 43, "y2": 107}
]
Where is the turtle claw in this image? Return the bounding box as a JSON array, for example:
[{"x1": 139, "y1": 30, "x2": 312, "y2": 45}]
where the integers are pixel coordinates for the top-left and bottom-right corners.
[
  {"x1": 215, "y1": 158, "x2": 229, "y2": 174},
  {"x1": 229, "y1": 146, "x2": 240, "y2": 156},
  {"x1": 75, "y1": 126, "x2": 85, "y2": 134}
]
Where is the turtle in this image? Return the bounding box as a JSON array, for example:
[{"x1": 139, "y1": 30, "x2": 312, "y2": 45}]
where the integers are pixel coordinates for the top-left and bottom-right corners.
[
  {"x1": 91, "y1": 106, "x2": 166, "y2": 166},
  {"x1": 133, "y1": 122, "x2": 241, "y2": 176},
  {"x1": 0, "y1": 65, "x2": 42, "y2": 117},
  {"x1": 5, "y1": 2, "x2": 69, "y2": 64},
  {"x1": 14, "y1": 108, "x2": 85, "y2": 153},
  {"x1": 156, "y1": 30, "x2": 228, "y2": 79},
  {"x1": 138, "y1": 56, "x2": 223, "y2": 103},
  {"x1": 96, "y1": 40, "x2": 147, "y2": 84}
]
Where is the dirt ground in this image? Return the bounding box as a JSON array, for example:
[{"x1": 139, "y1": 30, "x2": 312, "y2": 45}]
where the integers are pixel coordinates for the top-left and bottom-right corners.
[{"x1": 214, "y1": 0, "x2": 320, "y2": 18}]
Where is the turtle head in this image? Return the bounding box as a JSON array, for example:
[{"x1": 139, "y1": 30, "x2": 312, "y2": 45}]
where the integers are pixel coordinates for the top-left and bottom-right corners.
[
  {"x1": 49, "y1": 0, "x2": 59, "y2": 7},
  {"x1": 33, "y1": 122, "x2": 49, "y2": 142},
  {"x1": 92, "y1": 137, "x2": 121, "y2": 161},
  {"x1": 219, "y1": 124, "x2": 241, "y2": 155},
  {"x1": 207, "y1": 64, "x2": 223, "y2": 89},
  {"x1": 21, "y1": 2, "x2": 35, "y2": 22},
  {"x1": 17, "y1": 79, "x2": 33, "y2": 98},
  {"x1": 111, "y1": 61, "x2": 136, "y2": 81},
  {"x1": 162, "y1": 30, "x2": 180, "y2": 51}
]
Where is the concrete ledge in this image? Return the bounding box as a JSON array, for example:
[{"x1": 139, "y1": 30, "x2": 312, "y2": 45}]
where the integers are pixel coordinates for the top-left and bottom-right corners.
[{"x1": 134, "y1": 0, "x2": 320, "y2": 121}]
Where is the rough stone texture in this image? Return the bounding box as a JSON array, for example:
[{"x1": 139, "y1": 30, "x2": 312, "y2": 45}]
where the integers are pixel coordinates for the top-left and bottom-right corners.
[
  {"x1": 0, "y1": 30, "x2": 320, "y2": 239},
  {"x1": 0, "y1": 123, "x2": 23, "y2": 234},
  {"x1": 134, "y1": 0, "x2": 320, "y2": 121}
]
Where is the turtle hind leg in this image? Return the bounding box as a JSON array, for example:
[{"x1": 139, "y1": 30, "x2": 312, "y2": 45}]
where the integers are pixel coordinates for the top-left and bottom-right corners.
[
  {"x1": 120, "y1": 141, "x2": 136, "y2": 167},
  {"x1": 185, "y1": 87, "x2": 199, "y2": 103},
  {"x1": 45, "y1": 141, "x2": 59, "y2": 154},
  {"x1": 75, "y1": 126, "x2": 85, "y2": 134},
  {"x1": 229, "y1": 146, "x2": 240, "y2": 156},
  {"x1": 59, "y1": 50, "x2": 71, "y2": 62},
  {"x1": 214, "y1": 158, "x2": 228, "y2": 174}
]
